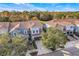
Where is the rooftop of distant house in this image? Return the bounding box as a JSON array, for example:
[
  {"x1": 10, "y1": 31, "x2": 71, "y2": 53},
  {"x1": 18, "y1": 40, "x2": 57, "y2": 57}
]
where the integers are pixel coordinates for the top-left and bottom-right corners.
[{"x1": 47, "y1": 19, "x2": 79, "y2": 27}]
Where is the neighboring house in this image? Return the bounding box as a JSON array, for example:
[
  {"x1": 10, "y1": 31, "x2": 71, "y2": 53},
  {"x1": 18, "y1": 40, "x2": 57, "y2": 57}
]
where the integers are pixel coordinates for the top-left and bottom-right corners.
[
  {"x1": 74, "y1": 21, "x2": 79, "y2": 36},
  {"x1": 75, "y1": 25, "x2": 79, "y2": 33},
  {"x1": 9, "y1": 20, "x2": 43, "y2": 40},
  {"x1": 0, "y1": 22, "x2": 9, "y2": 34},
  {"x1": 74, "y1": 25, "x2": 79, "y2": 36},
  {"x1": 47, "y1": 19, "x2": 76, "y2": 35},
  {"x1": 63, "y1": 25, "x2": 75, "y2": 35}
]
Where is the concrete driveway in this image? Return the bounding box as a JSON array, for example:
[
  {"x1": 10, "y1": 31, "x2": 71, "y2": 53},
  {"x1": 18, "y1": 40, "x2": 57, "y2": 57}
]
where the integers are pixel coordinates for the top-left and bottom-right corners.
[{"x1": 35, "y1": 40, "x2": 52, "y2": 55}]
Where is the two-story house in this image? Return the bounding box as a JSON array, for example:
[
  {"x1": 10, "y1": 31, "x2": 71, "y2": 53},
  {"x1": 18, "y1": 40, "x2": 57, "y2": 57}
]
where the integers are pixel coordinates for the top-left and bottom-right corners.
[{"x1": 9, "y1": 20, "x2": 43, "y2": 40}]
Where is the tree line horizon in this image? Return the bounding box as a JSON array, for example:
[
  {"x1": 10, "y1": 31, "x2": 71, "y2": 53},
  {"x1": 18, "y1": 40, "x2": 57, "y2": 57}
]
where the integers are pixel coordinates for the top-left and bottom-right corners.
[{"x1": 0, "y1": 10, "x2": 79, "y2": 22}]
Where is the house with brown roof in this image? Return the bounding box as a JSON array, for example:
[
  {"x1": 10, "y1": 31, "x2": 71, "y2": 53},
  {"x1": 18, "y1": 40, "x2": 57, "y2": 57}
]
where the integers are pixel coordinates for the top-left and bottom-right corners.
[
  {"x1": 0, "y1": 22, "x2": 9, "y2": 34},
  {"x1": 46, "y1": 19, "x2": 78, "y2": 35},
  {"x1": 9, "y1": 20, "x2": 43, "y2": 40},
  {"x1": 47, "y1": 19, "x2": 75, "y2": 27}
]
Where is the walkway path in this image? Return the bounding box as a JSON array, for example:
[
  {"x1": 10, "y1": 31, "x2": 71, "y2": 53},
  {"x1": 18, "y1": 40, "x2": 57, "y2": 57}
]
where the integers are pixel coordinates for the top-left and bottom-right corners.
[{"x1": 35, "y1": 40, "x2": 52, "y2": 55}]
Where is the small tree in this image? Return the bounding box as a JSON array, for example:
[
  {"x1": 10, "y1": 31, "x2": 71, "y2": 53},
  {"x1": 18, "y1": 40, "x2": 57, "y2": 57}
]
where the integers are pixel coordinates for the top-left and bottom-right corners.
[
  {"x1": 12, "y1": 35, "x2": 28, "y2": 56},
  {"x1": 41, "y1": 27, "x2": 67, "y2": 51},
  {"x1": 0, "y1": 33, "x2": 28, "y2": 56}
]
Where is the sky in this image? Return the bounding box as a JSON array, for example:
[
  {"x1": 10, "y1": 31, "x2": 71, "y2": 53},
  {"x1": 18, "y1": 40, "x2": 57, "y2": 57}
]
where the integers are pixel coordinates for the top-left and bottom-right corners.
[{"x1": 0, "y1": 3, "x2": 79, "y2": 12}]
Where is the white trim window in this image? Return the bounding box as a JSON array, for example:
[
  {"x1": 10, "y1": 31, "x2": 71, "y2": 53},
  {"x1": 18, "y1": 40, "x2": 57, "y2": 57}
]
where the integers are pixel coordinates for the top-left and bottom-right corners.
[{"x1": 31, "y1": 28, "x2": 40, "y2": 34}]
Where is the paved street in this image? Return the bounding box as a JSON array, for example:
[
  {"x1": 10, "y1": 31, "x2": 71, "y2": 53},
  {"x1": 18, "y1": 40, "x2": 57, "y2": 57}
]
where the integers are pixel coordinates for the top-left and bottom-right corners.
[
  {"x1": 40, "y1": 47, "x2": 79, "y2": 56},
  {"x1": 40, "y1": 40, "x2": 79, "y2": 56}
]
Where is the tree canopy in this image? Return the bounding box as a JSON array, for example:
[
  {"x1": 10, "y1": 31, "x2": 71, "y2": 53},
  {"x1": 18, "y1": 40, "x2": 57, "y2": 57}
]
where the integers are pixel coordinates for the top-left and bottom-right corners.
[{"x1": 41, "y1": 27, "x2": 67, "y2": 50}]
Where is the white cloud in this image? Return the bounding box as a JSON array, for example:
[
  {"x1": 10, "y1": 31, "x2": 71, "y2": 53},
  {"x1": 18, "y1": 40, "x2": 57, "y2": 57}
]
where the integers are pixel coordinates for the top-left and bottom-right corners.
[
  {"x1": 14, "y1": 3, "x2": 47, "y2": 11},
  {"x1": 0, "y1": 3, "x2": 47, "y2": 11}
]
